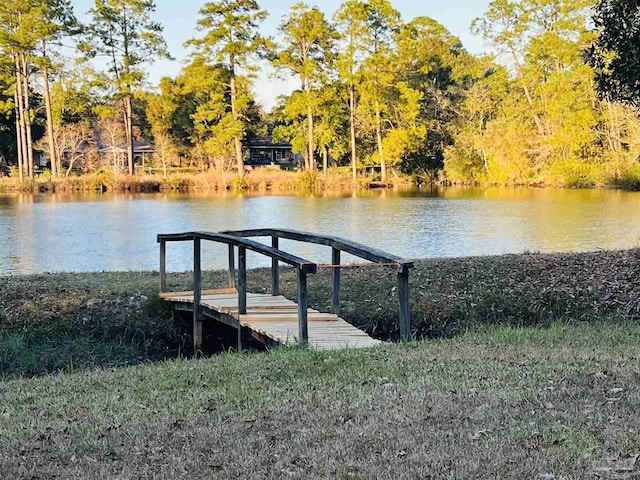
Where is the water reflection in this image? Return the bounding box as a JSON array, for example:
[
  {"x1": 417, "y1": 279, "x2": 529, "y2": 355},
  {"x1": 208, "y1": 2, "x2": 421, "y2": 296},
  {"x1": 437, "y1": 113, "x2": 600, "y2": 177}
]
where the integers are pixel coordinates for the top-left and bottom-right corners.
[{"x1": 1, "y1": 187, "x2": 640, "y2": 274}]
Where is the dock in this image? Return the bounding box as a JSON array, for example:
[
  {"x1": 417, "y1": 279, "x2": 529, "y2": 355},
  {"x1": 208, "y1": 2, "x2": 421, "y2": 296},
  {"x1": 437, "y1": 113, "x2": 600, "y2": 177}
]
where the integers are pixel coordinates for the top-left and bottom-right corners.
[{"x1": 158, "y1": 229, "x2": 414, "y2": 352}]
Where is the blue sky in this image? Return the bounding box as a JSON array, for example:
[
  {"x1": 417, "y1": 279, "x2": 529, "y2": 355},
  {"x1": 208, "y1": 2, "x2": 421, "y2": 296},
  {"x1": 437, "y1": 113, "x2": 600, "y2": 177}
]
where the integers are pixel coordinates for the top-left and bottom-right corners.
[{"x1": 73, "y1": 0, "x2": 493, "y2": 110}]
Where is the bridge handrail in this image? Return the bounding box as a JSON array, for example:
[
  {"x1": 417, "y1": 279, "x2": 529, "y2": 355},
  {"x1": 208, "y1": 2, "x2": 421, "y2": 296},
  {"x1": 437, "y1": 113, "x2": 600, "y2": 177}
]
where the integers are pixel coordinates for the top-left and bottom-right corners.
[
  {"x1": 158, "y1": 231, "x2": 317, "y2": 273},
  {"x1": 221, "y1": 228, "x2": 414, "y2": 269}
]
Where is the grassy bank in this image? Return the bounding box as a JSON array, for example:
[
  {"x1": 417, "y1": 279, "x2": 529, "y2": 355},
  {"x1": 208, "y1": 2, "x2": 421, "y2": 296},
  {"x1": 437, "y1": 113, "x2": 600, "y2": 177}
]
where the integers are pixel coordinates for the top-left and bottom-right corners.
[
  {"x1": 1, "y1": 248, "x2": 640, "y2": 377},
  {"x1": 1, "y1": 324, "x2": 639, "y2": 478},
  {"x1": 0, "y1": 167, "x2": 389, "y2": 194}
]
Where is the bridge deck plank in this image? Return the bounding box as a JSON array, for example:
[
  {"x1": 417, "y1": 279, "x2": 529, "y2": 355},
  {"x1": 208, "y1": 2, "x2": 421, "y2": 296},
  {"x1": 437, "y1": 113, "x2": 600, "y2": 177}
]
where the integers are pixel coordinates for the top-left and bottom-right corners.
[{"x1": 163, "y1": 289, "x2": 382, "y2": 350}]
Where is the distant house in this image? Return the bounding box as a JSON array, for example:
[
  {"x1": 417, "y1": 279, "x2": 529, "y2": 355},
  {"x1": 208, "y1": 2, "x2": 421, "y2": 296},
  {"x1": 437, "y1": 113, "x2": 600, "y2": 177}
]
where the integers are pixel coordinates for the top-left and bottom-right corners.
[
  {"x1": 98, "y1": 139, "x2": 154, "y2": 169},
  {"x1": 37, "y1": 135, "x2": 154, "y2": 172},
  {"x1": 244, "y1": 136, "x2": 302, "y2": 167}
]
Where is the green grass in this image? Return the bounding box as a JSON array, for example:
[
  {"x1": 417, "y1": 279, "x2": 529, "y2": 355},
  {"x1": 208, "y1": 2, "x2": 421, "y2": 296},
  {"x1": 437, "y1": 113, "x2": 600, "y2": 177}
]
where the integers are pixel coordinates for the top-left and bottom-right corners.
[{"x1": 0, "y1": 324, "x2": 638, "y2": 478}]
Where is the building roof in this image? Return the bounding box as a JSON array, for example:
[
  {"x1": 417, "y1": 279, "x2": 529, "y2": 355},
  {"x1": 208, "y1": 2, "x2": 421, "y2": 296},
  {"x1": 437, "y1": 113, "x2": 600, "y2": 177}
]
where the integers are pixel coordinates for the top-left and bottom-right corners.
[
  {"x1": 98, "y1": 139, "x2": 154, "y2": 154},
  {"x1": 246, "y1": 135, "x2": 292, "y2": 149}
]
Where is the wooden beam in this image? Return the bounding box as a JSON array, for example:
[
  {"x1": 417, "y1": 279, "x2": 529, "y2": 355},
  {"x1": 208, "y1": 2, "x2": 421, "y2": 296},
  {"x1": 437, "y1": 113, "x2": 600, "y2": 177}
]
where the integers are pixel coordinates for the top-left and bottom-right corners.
[
  {"x1": 158, "y1": 288, "x2": 237, "y2": 299},
  {"x1": 193, "y1": 238, "x2": 202, "y2": 353},
  {"x1": 238, "y1": 246, "x2": 247, "y2": 315},
  {"x1": 222, "y1": 228, "x2": 414, "y2": 269},
  {"x1": 158, "y1": 231, "x2": 317, "y2": 274},
  {"x1": 398, "y1": 266, "x2": 411, "y2": 342},
  {"x1": 271, "y1": 236, "x2": 280, "y2": 296},
  {"x1": 297, "y1": 269, "x2": 308, "y2": 345},
  {"x1": 159, "y1": 239, "x2": 166, "y2": 293},
  {"x1": 228, "y1": 245, "x2": 236, "y2": 288},
  {"x1": 331, "y1": 248, "x2": 340, "y2": 315}
]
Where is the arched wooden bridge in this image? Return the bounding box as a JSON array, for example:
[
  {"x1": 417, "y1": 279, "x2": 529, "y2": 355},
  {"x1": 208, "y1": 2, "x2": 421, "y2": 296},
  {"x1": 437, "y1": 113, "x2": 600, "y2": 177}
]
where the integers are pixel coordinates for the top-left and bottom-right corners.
[{"x1": 158, "y1": 229, "x2": 413, "y2": 351}]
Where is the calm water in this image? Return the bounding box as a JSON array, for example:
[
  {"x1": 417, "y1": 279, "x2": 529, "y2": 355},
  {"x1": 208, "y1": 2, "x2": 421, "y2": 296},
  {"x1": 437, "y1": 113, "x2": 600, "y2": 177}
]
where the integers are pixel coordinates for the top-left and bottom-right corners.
[{"x1": 1, "y1": 187, "x2": 640, "y2": 275}]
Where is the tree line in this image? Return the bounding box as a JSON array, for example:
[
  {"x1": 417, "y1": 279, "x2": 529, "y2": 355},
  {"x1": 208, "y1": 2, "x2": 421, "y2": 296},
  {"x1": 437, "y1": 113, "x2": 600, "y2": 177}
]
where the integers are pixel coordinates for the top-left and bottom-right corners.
[{"x1": 0, "y1": 0, "x2": 639, "y2": 188}]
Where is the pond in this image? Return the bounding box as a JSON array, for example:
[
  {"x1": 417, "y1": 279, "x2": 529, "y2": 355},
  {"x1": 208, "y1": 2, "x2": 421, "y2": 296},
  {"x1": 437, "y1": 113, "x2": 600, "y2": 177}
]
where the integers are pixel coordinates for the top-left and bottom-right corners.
[{"x1": 1, "y1": 186, "x2": 640, "y2": 275}]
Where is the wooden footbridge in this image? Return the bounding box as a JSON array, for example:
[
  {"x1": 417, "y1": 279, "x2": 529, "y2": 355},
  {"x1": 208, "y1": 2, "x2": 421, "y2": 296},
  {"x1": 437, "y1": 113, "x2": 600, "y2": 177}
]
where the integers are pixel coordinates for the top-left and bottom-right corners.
[{"x1": 158, "y1": 229, "x2": 414, "y2": 351}]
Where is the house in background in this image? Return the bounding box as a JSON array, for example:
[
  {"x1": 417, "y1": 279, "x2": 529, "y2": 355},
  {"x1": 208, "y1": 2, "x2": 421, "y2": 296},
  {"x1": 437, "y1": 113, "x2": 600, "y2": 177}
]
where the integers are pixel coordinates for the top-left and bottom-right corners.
[
  {"x1": 36, "y1": 133, "x2": 154, "y2": 173},
  {"x1": 244, "y1": 136, "x2": 302, "y2": 168},
  {"x1": 98, "y1": 139, "x2": 154, "y2": 170}
]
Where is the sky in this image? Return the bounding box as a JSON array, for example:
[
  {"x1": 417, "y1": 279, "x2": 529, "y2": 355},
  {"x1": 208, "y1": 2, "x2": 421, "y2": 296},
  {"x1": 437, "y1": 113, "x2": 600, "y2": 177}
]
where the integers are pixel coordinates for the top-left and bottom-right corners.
[{"x1": 72, "y1": 0, "x2": 493, "y2": 110}]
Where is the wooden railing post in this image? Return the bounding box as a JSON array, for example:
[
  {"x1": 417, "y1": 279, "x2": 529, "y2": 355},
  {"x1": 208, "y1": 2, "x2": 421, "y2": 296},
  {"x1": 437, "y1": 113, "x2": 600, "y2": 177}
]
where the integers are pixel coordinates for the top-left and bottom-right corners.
[
  {"x1": 297, "y1": 268, "x2": 308, "y2": 345},
  {"x1": 159, "y1": 239, "x2": 166, "y2": 293},
  {"x1": 331, "y1": 248, "x2": 340, "y2": 315},
  {"x1": 397, "y1": 266, "x2": 411, "y2": 342},
  {"x1": 193, "y1": 237, "x2": 203, "y2": 353},
  {"x1": 238, "y1": 246, "x2": 247, "y2": 315},
  {"x1": 228, "y1": 244, "x2": 236, "y2": 289},
  {"x1": 271, "y1": 236, "x2": 279, "y2": 296}
]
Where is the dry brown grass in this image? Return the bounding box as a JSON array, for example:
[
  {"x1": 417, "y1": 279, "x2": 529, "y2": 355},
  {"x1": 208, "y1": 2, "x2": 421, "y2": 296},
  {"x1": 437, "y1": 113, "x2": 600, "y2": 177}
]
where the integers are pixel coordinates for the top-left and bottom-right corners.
[{"x1": 0, "y1": 167, "x2": 381, "y2": 194}]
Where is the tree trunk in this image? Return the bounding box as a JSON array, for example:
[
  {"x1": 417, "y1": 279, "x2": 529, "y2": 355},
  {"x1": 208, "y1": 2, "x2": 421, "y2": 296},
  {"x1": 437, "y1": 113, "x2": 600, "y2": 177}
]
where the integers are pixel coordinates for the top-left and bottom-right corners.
[
  {"x1": 322, "y1": 145, "x2": 328, "y2": 177},
  {"x1": 349, "y1": 82, "x2": 357, "y2": 185},
  {"x1": 20, "y1": 53, "x2": 34, "y2": 178},
  {"x1": 15, "y1": 56, "x2": 29, "y2": 180},
  {"x1": 375, "y1": 99, "x2": 386, "y2": 182},
  {"x1": 42, "y1": 59, "x2": 58, "y2": 178},
  {"x1": 304, "y1": 78, "x2": 314, "y2": 171},
  {"x1": 123, "y1": 95, "x2": 135, "y2": 175},
  {"x1": 229, "y1": 75, "x2": 245, "y2": 177},
  {"x1": 161, "y1": 141, "x2": 167, "y2": 179},
  {"x1": 13, "y1": 86, "x2": 24, "y2": 181}
]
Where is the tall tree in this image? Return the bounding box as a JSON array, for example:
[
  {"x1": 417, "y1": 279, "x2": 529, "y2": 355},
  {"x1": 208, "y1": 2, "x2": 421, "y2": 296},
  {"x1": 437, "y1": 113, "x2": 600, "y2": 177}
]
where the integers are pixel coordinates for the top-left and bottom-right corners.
[
  {"x1": 357, "y1": 0, "x2": 401, "y2": 182},
  {"x1": 272, "y1": 2, "x2": 338, "y2": 171},
  {"x1": 334, "y1": 0, "x2": 368, "y2": 184},
  {"x1": 395, "y1": 17, "x2": 483, "y2": 182},
  {"x1": 0, "y1": 0, "x2": 38, "y2": 179},
  {"x1": 82, "y1": 0, "x2": 170, "y2": 175},
  {"x1": 32, "y1": 0, "x2": 80, "y2": 178},
  {"x1": 315, "y1": 82, "x2": 349, "y2": 176},
  {"x1": 177, "y1": 59, "x2": 238, "y2": 172},
  {"x1": 186, "y1": 0, "x2": 267, "y2": 178}
]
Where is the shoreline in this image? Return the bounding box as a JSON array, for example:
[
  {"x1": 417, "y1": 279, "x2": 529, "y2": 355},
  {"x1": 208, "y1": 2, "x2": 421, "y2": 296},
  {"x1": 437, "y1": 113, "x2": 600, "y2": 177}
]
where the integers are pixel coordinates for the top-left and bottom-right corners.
[
  {"x1": 0, "y1": 167, "x2": 411, "y2": 194},
  {"x1": 2, "y1": 168, "x2": 640, "y2": 194}
]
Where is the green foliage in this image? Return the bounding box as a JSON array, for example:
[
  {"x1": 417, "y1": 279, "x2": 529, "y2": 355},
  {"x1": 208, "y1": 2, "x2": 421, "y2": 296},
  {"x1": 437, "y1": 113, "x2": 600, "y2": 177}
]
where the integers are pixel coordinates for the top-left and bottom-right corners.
[
  {"x1": 82, "y1": 0, "x2": 170, "y2": 92},
  {"x1": 185, "y1": 0, "x2": 268, "y2": 176},
  {"x1": 231, "y1": 175, "x2": 250, "y2": 190},
  {"x1": 443, "y1": 0, "x2": 630, "y2": 187},
  {"x1": 588, "y1": 0, "x2": 640, "y2": 109},
  {"x1": 271, "y1": 3, "x2": 338, "y2": 171}
]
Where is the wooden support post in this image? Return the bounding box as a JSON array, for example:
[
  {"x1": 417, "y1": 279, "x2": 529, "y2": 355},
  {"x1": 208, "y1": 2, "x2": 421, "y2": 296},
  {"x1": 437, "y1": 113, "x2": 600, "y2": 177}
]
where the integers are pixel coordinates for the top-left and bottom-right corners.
[
  {"x1": 237, "y1": 323, "x2": 242, "y2": 352},
  {"x1": 271, "y1": 236, "x2": 279, "y2": 296},
  {"x1": 193, "y1": 237, "x2": 203, "y2": 353},
  {"x1": 331, "y1": 248, "x2": 340, "y2": 315},
  {"x1": 228, "y1": 245, "x2": 236, "y2": 289},
  {"x1": 297, "y1": 268, "x2": 308, "y2": 345},
  {"x1": 159, "y1": 239, "x2": 166, "y2": 293},
  {"x1": 238, "y1": 246, "x2": 247, "y2": 315},
  {"x1": 397, "y1": 266, "x2": 411, "y2": 342}
]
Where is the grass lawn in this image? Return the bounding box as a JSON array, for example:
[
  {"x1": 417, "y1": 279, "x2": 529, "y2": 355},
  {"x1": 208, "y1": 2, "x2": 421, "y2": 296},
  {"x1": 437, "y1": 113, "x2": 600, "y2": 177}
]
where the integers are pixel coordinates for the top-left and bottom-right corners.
[{"x1": 1, "y1": 323, "x2": 639, "y2": 478}]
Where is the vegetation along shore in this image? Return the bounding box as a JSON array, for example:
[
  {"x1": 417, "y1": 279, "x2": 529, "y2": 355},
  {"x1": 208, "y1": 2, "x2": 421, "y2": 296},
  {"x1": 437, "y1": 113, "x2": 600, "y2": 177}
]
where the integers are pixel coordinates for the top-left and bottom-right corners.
[
  {"x1": 4, "y1": 0, "x2": 640, "y2": 191},
  {"x1": 1, "y1": 249, "x2": 640, "y2": 477}
]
